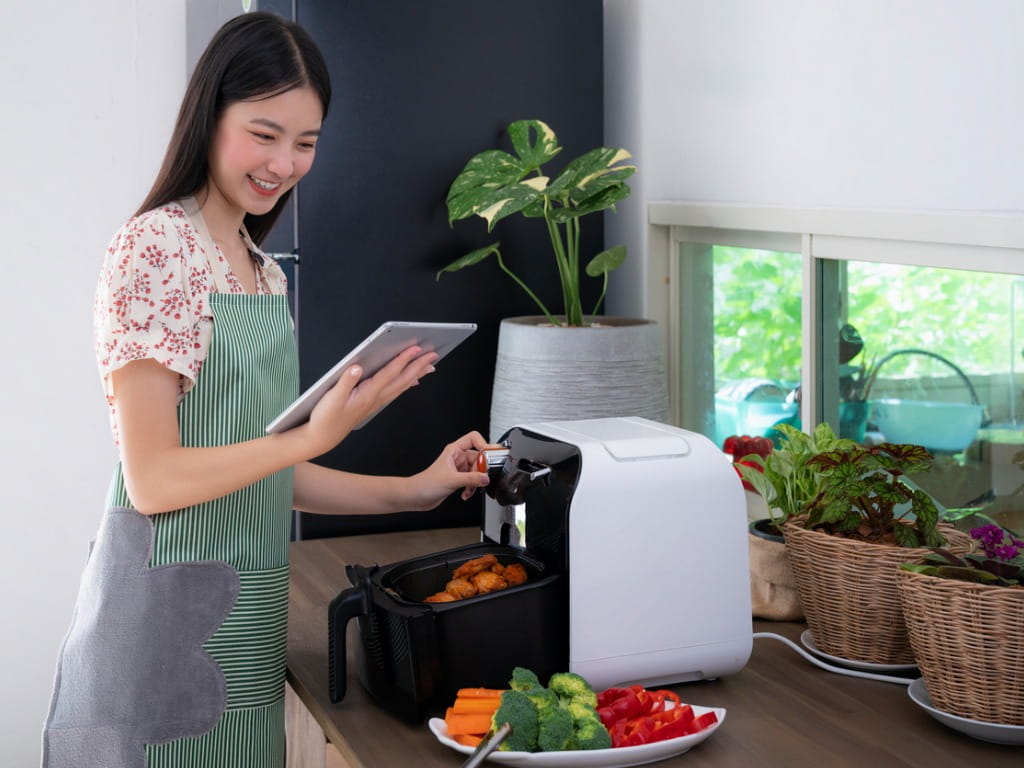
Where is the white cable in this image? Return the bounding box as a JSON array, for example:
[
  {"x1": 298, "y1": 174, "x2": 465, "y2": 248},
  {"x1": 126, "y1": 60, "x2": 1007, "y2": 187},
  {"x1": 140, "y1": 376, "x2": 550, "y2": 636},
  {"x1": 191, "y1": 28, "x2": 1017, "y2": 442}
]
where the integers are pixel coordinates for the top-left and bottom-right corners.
[{"x1": 753, "y1": 632, "x2": 914, "y2": 686}]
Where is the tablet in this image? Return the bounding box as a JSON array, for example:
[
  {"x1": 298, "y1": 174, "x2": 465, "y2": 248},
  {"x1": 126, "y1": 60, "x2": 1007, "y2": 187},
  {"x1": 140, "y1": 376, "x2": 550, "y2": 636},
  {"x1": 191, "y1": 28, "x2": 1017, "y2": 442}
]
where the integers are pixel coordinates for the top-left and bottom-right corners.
[{"x1": 265, "y1": 321, "x2": 477, "y2": 434}]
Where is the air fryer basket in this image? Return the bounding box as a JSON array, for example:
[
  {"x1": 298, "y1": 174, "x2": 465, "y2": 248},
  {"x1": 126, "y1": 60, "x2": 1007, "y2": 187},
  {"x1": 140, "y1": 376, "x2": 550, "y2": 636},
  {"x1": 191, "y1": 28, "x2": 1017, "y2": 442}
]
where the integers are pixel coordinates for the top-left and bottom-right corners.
[
  {"x1": 380, "y1": 543, "x2": 546, "y2": 602},
  {"x1": 328, "y1": 542, "x2": 568, "y2": 722}
]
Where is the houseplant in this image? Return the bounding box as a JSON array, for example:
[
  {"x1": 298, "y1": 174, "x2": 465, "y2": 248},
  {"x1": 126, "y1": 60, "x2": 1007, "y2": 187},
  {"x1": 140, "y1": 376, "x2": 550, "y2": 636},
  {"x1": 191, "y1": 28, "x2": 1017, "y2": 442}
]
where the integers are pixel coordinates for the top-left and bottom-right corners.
[
  {"x1": 437, "y1": 119, "x2": 635, "y2": 328},
  {"x1": 733, "y1": 422, "x2": 854, "y2": 620},
  {"x1": 897, "y1": 524, "x2": 1024, "y2": 725},
  {"x1": 783, "y1": 442, "x2": 973, "y2": 664},
  {"x1": 436, "y1": 120, "x2": 668, "y2": 439}
]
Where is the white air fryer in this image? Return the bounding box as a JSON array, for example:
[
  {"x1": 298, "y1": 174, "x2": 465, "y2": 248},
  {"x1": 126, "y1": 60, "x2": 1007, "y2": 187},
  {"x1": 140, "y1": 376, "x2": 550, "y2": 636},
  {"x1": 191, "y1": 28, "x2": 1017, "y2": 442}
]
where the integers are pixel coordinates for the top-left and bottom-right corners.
[{"x1": 482, "y1": 416, "x2": 752, "y2": 690}]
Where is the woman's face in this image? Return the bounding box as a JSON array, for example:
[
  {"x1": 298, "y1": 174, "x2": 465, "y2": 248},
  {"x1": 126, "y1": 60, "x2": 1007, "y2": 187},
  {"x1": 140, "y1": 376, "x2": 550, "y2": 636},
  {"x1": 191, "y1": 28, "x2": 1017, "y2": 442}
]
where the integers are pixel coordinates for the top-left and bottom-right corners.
[{"x1": 206, "y1": 85, "x2": 323, "y2": 218}]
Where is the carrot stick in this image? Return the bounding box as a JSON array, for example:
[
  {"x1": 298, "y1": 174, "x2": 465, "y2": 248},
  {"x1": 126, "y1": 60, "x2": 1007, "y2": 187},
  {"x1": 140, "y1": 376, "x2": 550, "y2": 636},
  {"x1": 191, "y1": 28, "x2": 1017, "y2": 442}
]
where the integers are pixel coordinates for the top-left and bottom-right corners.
[
  {"x1": 455, "y1": 687, "x2": 505, "y2": 698},
  {"x1": 444, "y1": 712, "x2": 495, "y2": 736},
  {"x1": 454, "y1": 734, "x2": 484, "y2": 748},
  {"x1": 452, "y1": 697, "x2": 502, "y2": 714}
]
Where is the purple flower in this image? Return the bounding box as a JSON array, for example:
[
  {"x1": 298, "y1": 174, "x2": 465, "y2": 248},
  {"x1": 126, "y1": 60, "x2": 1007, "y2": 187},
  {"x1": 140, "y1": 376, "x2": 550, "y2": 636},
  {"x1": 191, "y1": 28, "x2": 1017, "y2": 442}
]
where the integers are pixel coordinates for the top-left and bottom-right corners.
[{"x1": 970, "y1": 524, "x2": 1023, "y2": 562}]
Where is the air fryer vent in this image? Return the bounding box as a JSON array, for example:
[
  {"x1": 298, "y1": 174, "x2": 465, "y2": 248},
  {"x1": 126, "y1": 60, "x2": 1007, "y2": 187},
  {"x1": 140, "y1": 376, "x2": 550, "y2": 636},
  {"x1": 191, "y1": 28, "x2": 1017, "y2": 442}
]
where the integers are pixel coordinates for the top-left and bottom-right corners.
[
  {"x1": 385, "y1": 611, "x2": 412, "y2": 670},
  {"x1": 364, "y1": 611, "x2": 388, "y2": 672}
]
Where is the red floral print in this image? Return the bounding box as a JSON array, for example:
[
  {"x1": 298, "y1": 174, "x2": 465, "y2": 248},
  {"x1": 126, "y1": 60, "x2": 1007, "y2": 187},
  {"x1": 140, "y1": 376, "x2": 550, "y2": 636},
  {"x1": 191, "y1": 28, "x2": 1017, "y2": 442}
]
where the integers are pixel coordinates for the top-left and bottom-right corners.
[{"x1": 94, "y1": 200, "x2": 288, "y2": 443}]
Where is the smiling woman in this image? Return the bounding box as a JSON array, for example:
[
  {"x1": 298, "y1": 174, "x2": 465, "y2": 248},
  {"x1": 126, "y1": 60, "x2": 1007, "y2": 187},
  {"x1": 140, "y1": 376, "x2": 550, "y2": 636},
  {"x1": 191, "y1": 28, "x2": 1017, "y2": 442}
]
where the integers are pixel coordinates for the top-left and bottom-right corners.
[{"x1": 41, "y1": 11, "x2": 493, "y2": 768}]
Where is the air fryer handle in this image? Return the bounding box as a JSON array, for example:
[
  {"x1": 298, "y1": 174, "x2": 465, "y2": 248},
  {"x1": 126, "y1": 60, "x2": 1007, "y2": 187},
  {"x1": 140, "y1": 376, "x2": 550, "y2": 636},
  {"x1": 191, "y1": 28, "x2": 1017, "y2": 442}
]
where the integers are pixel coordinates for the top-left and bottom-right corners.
[{"x1": 327, "y1": 584, "x2": 369, "y2": 704}]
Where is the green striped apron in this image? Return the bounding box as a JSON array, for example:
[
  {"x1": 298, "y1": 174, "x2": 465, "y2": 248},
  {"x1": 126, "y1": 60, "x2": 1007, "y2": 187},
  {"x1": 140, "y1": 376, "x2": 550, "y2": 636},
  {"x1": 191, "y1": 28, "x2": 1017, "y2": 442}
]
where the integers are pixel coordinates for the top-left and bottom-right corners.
[{"x1": 44, "y1": 205, "x2": 299, "y2": 768}]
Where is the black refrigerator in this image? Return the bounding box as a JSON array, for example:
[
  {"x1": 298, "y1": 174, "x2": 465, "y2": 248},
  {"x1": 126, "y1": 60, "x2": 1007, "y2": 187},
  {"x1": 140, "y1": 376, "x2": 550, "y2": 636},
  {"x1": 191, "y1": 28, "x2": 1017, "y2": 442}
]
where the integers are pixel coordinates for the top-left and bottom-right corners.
[{"x1": 189, "y1": 0, "x2": 605, "y2": 537}]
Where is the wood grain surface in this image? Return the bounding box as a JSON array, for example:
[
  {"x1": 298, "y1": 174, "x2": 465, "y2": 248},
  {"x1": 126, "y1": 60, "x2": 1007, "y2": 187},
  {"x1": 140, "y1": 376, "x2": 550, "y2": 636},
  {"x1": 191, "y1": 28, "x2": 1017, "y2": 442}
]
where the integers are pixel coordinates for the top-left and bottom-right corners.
[{"x1": 287, "y1": 528, "x2": 1023, "y2": 767}]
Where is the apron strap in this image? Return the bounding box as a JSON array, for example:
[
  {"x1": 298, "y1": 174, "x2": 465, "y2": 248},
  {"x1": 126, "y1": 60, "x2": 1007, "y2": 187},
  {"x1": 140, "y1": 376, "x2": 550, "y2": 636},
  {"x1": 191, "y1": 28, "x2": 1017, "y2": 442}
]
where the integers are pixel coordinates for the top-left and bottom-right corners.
[{"x1": 181, "y1": 196, "x2": 239, "y2": 295}]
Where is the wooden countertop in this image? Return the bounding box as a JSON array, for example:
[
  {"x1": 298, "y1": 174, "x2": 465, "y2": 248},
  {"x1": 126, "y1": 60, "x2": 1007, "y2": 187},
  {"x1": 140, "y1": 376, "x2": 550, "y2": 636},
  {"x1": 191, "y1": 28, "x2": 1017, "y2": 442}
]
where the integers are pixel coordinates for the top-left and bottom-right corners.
[{"x1": 287, "y1": 527, "x2": 1022, "y2": 767}]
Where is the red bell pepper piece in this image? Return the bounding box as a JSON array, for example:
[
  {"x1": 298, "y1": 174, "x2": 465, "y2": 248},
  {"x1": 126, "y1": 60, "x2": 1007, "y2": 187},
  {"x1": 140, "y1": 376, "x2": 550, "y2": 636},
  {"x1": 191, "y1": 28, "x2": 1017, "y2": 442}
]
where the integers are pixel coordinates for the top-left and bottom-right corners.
[
  {"x1": 596, "y1": 685, "x2": 718, "y2": 748},
  {"x1": 692, "y1": 711, "x2": 718, "y2": 732}
]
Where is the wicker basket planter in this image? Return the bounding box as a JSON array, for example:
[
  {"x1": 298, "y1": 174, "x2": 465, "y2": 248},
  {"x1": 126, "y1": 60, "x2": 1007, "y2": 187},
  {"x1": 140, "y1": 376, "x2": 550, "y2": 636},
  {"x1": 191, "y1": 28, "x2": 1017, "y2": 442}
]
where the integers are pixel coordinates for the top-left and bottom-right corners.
[
  {"x1": 783, "y1": 517, "x2": 972, "y2": 665},
  {"x1": 897, "y1": 567, "x2": 1024, "y2": 725}
]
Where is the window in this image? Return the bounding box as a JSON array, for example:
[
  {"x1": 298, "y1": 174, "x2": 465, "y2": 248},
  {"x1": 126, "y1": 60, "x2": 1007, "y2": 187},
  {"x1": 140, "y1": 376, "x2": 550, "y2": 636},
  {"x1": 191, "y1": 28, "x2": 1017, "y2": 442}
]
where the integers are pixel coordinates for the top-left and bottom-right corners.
[{"x1": 650, "y1": 204, "x2": 1024, "y2": 535}]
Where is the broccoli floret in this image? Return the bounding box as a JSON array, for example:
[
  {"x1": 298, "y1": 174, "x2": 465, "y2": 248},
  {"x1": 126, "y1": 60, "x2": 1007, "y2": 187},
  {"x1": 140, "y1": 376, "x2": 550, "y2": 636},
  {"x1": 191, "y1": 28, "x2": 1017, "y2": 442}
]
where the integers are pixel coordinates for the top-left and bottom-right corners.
[
  {"x1": 523, "y1": 686, "x2": 558, "y2": 718},
  {"x1": 572, "y1": 710, "x2": 613, "y2": 750},
  {"x1": 537, "y1": 704, "x2": 575, "y2": 752},
  {"x1": 492, "y1": 689, "x2": 539, "y2": 752},
  {"x1": 509, "y1": 666, "x2": 543, "y2": 692},
  {"x1": 548, "y1": 671, "x2": 598, "y2": 709},
  {"x1": 562, "y1": 700, "x2": 612, "y2": 750}
]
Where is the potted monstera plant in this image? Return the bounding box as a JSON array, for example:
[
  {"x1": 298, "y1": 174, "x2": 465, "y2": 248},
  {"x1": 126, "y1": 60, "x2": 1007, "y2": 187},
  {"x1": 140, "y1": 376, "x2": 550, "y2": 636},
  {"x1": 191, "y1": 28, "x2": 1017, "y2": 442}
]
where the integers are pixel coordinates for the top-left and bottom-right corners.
[
  {"x1": 437, "y1": 119, "x2": 669, "y2": 439},
  {"x1": 782, "y1": 442, "x2": 973, "y2": 665}
]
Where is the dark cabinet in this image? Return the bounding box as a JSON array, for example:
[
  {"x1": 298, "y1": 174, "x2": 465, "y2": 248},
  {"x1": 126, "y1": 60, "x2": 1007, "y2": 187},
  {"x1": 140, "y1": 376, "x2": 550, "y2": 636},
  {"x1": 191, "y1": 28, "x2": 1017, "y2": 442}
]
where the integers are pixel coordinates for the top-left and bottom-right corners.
[{"x1": 265, "y1": 0, "x2": 605, "y2": 536}]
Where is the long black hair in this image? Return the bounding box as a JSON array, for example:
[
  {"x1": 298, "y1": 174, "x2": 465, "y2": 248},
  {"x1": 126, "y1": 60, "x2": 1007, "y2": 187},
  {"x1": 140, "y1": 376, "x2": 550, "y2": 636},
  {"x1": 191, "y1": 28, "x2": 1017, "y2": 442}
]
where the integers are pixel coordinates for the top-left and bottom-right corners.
[{"x1": 137, "y1": 11, "x2": 331, "y2": 245}]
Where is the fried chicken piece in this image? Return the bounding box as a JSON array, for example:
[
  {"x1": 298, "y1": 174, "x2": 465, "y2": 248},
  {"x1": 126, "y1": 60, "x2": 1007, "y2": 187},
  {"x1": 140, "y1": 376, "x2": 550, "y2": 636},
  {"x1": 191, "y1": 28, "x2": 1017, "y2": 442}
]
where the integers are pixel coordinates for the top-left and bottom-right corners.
[
  {"x1": 445, "y1": 577, "x2": 478, "y2": 599},
  {"x1": 453, "y1": 554, "x2": 498, "y2": 580},
  {"x1": 490, "y1": 562, "x2": 506, "y2": 577},
  {"x1": 424, "y1": 591, "x2": 456, "y2": 603},
  {"x1": 471, "y1": 570, "x2": 508, "y2": 595},
  {"x1": 503, "y1": 562, "x2": 528, "y2": 586}
]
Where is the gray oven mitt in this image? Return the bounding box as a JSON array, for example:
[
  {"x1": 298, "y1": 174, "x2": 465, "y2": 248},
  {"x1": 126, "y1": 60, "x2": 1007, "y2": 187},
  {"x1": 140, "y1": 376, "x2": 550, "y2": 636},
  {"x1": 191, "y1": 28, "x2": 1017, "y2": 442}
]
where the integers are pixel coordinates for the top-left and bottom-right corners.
[{"x1": 42, "y1": 507, "x2": 239, "y2": 768}]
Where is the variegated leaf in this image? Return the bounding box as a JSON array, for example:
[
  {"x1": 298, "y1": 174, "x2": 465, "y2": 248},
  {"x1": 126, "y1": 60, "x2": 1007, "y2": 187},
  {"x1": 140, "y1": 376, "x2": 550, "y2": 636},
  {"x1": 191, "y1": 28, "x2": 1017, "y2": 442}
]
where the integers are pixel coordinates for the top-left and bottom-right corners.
[
  {"x1": 435, "y1": 242, "x2": 501, "y2": 279},
  {"x1": 448, "y1": 178, "x2": 547, "y2": 229},
  {"x1": 446, "y1": 149, "x2": 526, "y2": 207},
  {"x1": 545, "y1": 184, "x2": 631, "y2": 222},
  {"x1": 508, "y1": 119, "x2": 561, "y2": 171},
  {"x1": 547, "y1": 147, "x2": 635, "y2": 201}
]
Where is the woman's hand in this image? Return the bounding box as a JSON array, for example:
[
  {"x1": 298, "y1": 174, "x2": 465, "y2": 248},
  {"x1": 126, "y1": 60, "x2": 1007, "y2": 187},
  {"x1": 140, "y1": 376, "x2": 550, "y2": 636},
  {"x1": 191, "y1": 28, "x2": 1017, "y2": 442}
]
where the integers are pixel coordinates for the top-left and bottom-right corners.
[
  {"x1": 299, "y1": 345, "x2": 438, "y2": 458},
  {"x1": 407, "y1": 431, "x2": 499, "y2": 510}
]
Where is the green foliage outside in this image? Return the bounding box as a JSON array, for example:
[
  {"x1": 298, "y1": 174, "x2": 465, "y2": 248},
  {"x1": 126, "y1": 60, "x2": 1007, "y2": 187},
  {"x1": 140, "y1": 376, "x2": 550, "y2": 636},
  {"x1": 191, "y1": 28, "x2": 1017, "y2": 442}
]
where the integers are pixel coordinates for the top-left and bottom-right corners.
[
  {"x1": 713, "y1": 247, "x2": 1018, "y2": 388},
  {"x1": 713, "y1": 247, "x2": 802, "y2": 385}
]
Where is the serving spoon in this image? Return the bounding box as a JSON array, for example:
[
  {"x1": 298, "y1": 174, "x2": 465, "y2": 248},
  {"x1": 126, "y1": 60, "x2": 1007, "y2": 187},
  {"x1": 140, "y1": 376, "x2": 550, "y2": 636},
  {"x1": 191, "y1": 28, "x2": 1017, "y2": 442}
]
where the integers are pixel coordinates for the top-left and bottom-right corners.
[{"x1": 461, "y1": 722, "x2": 512, "y2": 767}]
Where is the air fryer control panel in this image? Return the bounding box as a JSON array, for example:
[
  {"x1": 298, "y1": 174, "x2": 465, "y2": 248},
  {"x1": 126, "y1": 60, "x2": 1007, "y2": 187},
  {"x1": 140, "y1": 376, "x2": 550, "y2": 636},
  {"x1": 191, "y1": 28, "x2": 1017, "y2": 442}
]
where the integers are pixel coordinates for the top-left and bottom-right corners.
[{"x1": 482, "y1": 427, "x2": 582, "y2": 571}]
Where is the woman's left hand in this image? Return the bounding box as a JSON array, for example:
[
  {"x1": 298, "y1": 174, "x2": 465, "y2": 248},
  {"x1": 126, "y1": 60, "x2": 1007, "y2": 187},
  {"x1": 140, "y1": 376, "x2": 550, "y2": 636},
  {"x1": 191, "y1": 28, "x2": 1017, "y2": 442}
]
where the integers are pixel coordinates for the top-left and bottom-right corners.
[{"x1": 408, "y1": 431, "x2": 499, "y2": 509}]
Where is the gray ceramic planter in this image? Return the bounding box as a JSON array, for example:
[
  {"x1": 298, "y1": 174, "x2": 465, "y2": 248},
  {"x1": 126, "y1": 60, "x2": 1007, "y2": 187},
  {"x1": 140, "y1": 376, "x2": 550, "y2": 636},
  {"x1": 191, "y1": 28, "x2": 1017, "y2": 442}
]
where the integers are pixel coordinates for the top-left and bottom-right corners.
[{"x1": 489, "y1": 316, "x2": 670, "y2": 441}]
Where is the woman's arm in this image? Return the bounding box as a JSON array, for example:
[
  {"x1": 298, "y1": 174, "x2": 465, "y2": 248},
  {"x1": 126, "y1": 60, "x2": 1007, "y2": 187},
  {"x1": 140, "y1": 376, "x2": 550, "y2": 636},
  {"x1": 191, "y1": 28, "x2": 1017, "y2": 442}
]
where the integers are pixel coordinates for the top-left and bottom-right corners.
[
  {"x1": 293, "y1": 431, "x2": 494, "y2": 515},
  {"x1": 113, "y1": 346, "x2": 437, "y2": 515}
]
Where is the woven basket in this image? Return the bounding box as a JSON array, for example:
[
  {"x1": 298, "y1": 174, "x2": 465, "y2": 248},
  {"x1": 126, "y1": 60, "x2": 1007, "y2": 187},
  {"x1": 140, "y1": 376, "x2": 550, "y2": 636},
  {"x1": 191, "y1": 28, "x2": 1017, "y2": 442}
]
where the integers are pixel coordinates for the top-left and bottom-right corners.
[
  {"x1": 898, "y1": 567, "x2": 1024, "y2": 725},
  {"x1": 783, "y1": 518, "x2": 972, "y2": 665}
]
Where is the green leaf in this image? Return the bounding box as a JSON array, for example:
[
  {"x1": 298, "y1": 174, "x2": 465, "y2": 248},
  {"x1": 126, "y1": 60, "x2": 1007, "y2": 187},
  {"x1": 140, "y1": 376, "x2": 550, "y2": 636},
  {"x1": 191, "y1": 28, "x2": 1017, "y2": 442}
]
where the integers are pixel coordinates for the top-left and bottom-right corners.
[
  {"x1": 912, "y1": 490, "x2": 944, "y2": 545},
  {"x1": 738, "y1": 464, "x2": 777, "y2": 507},
  {"x1": 448, "y1": 179, "x2": 549, "y2": 231},
  {"x1": 545, "y1": 184, "x2": 632, "y2": 223},
  {"x1": 899, "y1": 563, "x2": 938, "y2": 575},
  {"x1": 546, "y1": 147, "x2": 635, "y2": 202},
  {"x1": 435, "y1": 242, "x2": 501, "y2": 280},
  {"x1": 507, "y1": 120, "x2": 562, "y2": 171},
  {"x1": 585, "y1": 245, "x2": 626, "y2": 277},
  {"x1": 935, "y1": 565, "x2": 1000, "y2": 583},
  {"x1": 893, "y1": 524, "x2": 920, "y2": 547},
  {"x1": 447, "y1": 150, "x2": 526, "y2": 208}
]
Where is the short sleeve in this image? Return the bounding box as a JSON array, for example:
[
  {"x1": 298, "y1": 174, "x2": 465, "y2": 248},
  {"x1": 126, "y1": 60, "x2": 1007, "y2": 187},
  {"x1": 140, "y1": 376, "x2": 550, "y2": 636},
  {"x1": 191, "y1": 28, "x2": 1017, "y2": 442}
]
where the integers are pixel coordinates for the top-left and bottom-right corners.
[{"x1": 94, "y1": 209, "x2": 204, "y2": 400}]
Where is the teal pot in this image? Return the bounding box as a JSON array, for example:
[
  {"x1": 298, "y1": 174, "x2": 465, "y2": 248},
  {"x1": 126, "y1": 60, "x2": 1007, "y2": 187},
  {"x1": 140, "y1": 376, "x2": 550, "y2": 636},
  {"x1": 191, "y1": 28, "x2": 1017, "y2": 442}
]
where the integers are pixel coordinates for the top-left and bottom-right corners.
[
  {"x1": 839, "y1": 400, "x2": 870, "y2": 443},
  {"x1": 489, "y1": 317, "x2": 670, "y2": 442}
]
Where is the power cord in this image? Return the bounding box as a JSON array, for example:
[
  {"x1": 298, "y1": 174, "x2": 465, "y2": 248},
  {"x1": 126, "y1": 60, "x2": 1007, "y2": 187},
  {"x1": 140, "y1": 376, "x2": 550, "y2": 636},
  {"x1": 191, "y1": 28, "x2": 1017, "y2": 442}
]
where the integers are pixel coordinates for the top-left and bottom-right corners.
[{"x1": 753, "y1": 632, "x2": 914, "y2": 686}]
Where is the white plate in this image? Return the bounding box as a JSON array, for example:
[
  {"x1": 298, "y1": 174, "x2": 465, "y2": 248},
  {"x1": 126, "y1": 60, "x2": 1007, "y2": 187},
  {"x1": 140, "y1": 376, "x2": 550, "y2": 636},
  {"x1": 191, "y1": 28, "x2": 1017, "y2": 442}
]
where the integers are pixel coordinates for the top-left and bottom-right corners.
[
  {"x1": 800, "y1": 630, "x2": 918, "y2": 673},
  {"x1": 908, "y1": 677, "x2": 1024, "y2": 745},
  {"x1": 428, "y1": 704, "x2": 725, "y2": 767}
]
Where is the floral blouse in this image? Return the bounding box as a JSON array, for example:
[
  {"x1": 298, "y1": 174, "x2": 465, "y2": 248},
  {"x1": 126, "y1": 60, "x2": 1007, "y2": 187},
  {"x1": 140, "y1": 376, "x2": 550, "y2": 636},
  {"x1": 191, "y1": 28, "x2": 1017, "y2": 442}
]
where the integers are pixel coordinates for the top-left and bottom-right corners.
[{"x1": 94, "y1": 199, "x2": 288, "y2": 440}]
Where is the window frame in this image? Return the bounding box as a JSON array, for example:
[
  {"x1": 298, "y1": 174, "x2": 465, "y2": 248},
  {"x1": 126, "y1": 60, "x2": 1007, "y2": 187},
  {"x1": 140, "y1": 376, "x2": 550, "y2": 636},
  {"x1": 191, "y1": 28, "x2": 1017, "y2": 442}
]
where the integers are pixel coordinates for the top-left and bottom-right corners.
[{"x1": 647, "y1": 203, "x2": 1024, "y2": 432}]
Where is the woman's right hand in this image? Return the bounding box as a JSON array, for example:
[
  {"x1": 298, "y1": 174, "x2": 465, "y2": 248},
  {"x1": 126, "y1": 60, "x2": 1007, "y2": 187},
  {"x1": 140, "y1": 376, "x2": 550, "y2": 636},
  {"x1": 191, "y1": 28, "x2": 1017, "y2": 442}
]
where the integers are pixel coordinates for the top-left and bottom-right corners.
[{"x1": 300, "y1": 345, "x2": 439, "y2": 457}]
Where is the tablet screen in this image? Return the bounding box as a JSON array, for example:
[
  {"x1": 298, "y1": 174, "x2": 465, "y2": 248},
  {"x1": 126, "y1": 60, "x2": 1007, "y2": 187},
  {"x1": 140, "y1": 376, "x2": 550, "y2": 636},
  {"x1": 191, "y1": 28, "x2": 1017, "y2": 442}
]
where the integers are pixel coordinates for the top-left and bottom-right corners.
[{"x1": 265, "y1": 321, "x2": 477, "y2": 434}]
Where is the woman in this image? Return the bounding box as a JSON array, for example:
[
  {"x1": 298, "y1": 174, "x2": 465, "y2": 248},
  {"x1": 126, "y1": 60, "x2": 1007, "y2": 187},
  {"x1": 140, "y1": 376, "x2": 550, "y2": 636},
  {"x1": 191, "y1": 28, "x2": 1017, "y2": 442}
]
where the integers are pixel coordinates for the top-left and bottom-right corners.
[{"x1": 43, "y1": 12, "x2": 490, "y2": 768}]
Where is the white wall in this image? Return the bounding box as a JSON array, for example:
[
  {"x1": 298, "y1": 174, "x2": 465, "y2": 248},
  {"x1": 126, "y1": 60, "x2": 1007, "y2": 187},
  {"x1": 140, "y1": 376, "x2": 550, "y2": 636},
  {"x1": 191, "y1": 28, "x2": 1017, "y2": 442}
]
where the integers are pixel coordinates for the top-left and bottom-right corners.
[
  {"x1": 604, "y1": 0, "x2": 1024, "y2": 317},
  {"x1": 0, "y1": 1, "x2": 185, "y2": 763}
]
